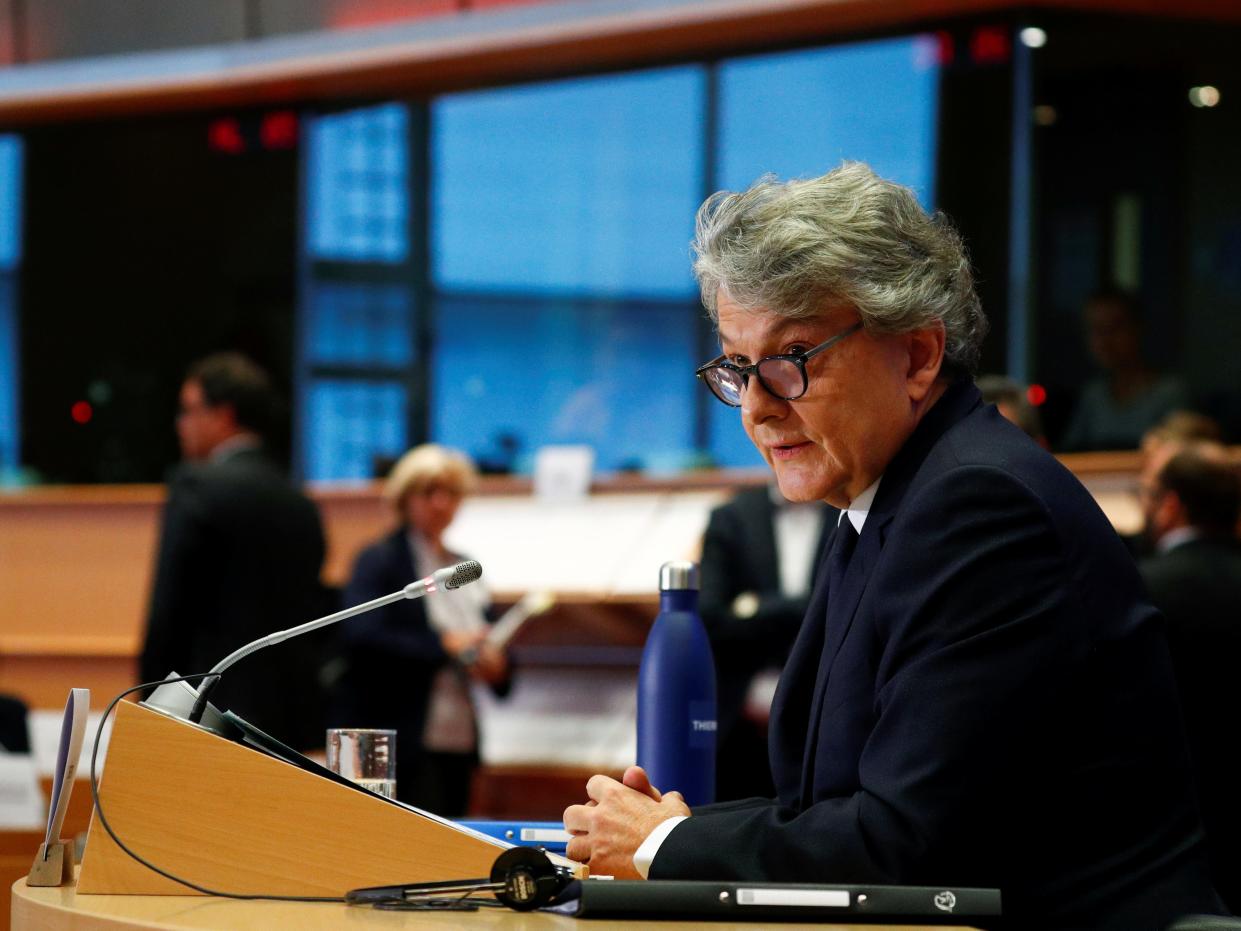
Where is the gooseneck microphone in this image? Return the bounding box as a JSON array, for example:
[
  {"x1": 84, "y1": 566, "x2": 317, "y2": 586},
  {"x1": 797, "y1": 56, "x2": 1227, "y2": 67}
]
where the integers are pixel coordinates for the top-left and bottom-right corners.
[{"x1": 143, "y1": 561, "x2": 483, "y2": 732}]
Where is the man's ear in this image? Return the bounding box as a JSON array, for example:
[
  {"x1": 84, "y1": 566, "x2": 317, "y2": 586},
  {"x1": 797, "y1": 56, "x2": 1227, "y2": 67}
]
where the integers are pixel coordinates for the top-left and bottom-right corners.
[
  {"x1": 210, "y1": 401, "x2": 241, "y2": 433},
  {"x1": 1155, "y1": 488, "x2": 1186, "y2": 533},
  {"x1": 905, "y1": 322, "x2": 946, "y2": 402}
]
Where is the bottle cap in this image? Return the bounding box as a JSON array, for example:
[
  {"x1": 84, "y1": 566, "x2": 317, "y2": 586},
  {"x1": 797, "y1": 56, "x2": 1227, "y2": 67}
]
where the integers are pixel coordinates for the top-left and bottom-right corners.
[{"x1": 659, "y1": 560, "x2": 699, "y2": 592}]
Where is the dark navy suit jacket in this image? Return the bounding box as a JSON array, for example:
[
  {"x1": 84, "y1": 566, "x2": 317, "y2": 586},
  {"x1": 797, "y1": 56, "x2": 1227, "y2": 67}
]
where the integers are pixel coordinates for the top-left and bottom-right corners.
[
  {"x1": 329, "y1": 529, "x2": 509, "y2": 763},
  {"x1": 651, "y1": 380, "x2": 1224, "y2": 930},
  {"x1": 330, "y1": 529, "x2": 459, "y2": 751},
  {"x1": 140, "y1": 447, "x2": 328, "y2": 750}
]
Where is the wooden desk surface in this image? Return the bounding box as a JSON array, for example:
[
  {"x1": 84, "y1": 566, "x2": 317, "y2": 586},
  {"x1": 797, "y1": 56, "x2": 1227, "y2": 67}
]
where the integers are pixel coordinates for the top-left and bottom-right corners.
[{"x1": 11, "y1": 877, "x2": 980, "y2": 931}]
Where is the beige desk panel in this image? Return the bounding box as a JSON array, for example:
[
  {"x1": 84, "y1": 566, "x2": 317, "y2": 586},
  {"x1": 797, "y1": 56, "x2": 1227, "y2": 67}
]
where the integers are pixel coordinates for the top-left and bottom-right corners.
[{"x1": 12, "y1": 878, "x2": 979, "y2": 931}]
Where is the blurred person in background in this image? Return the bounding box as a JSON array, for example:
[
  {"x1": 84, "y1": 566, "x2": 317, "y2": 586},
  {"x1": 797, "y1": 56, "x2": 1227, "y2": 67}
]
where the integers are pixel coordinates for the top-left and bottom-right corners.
[
  {"x1": 329, "y1": 444, "x2": 509, "y2": 816},
  {"x1": 1121, "y1": 411, "x2": 1225, "y2": 559},
  {"x1": 698, "y1": 483, "x2": 833, "y2": 801},
  {"x1": 1141, "y1": 410, "x2": 1223, "y2": 466},
  {"x1": 1139, "y1": 446, "x2": 1241, "y2": 913},
  {"x1": 140, "y1": 353, "x2": 328, "y2": 750},
  {"x1": 1060, "y1": 288, "x2": 1188, "y2": 451},
  {"x1": 976, "y1": 374, "x2": 1046, "y2": 446},
  {"x1": 0, "y1": 693, "x2": 30, "y2": 753}
]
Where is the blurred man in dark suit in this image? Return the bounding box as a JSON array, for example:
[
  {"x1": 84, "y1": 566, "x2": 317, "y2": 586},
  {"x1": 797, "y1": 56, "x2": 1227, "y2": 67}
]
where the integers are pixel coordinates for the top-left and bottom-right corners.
[
  {"x1": 699, "y1": 484, "x2": 832, "y2": 800},
  {"x1": 1140, "y1": 445, "x2": 1241, "y2": 913},
  {"x1": 139, "y1": 353, "x2": 328, "y2": 749}
]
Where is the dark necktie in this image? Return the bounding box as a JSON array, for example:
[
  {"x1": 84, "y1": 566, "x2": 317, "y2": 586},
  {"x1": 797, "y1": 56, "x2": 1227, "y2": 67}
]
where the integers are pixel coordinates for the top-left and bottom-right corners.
[
  {"x1": 826, "y1": 517, "x2": 859, "y2": 599},
  {"x1": 798, "y1": 516, "x2": 861, "y2": 804}
]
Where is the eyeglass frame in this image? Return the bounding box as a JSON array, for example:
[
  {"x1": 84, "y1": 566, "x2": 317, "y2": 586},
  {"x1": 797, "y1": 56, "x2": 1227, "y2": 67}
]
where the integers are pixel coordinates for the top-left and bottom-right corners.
[{"x1": 695, "y1": 321, "x2": 864, "y2": 407}]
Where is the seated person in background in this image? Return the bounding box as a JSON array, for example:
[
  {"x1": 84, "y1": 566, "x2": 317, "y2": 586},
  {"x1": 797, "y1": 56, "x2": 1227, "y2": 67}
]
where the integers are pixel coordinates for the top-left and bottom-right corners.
[
  {"x1": 329, "y1": 444, "x2": 508, "y2": 816},
  {"x1": 1139, "y1": 445, "x2": 1241, "y2": 914},
  {"x1": 1142, "y1": 410, "x2": 1223, "y2": 465},
  {"x1": 1123, "y1": 411, "x2": 1225, "y2": 559},
  {"x1": 976, "y1": 374, "x2": 1046, "y2": 446},
  {"x1": 140, "y1": 353, "x2": 328, "y2": 750},
  {"x1": 699, "y1": 483, "x2": 834, "y2": 801},
  {"x1": 564, "y1": 163, "x2": 1224, "y2": 930},
  {"x1": 1060, "y1": 287, "x2": 1188, "y2": 451}
]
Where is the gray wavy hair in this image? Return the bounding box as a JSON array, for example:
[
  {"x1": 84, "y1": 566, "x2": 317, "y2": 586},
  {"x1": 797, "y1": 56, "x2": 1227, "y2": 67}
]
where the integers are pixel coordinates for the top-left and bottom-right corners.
[{"x1": 692, "y1": 162, "x2": 988, "y2": 377}]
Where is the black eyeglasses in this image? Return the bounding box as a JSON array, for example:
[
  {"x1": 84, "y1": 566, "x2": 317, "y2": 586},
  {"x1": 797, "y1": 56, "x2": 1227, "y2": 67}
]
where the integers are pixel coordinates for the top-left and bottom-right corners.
[{"x1": 695, "y1": 322, "x2": 863, "y2": 407}]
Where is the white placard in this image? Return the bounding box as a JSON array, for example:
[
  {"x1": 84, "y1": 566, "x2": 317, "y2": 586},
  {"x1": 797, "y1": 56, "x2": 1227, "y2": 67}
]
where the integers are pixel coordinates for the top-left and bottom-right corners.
[
  {"x1": 533, "y1": 445, "x2": 595, "y2": 503},
  {"x1": 0, "y1": 753, "x2": 44, "y2": 829},
  {"x1": 737, "y1": 888, "x2": 850, "y2": 907}
]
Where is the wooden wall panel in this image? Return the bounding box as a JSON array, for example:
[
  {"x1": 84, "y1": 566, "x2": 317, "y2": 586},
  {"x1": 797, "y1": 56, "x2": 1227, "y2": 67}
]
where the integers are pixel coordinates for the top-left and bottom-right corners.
[
  {"x1": 0, "y1": 455, "x2": 1157, "y2": 712},
  {"x1": 0, "y1": 490, "x2": 161, "y2": 647}
]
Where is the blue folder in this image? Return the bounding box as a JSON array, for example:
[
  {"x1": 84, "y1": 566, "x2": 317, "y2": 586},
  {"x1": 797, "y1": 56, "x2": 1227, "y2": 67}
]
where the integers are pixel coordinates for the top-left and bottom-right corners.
[{"x1": 457, "y1": 820, "x2": 570, "y2": 852}]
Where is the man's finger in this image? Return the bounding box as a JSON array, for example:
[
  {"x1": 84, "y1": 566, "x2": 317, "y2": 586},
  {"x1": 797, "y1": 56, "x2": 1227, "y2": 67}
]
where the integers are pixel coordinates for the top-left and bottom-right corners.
[
  {"x1": 565, "y1": 836, "x2": 591, "y2": 864},
  {"x1": 662, "y1": 790, "x2": 686, "y2": 806},
  {"x1": 562, "y1": 803, "x2": 593, "y2": 834},
  {"x1": 585, "y1": 773, "x2": 622, "y2": 801},
  {"x1": 622, "y1": 765, "x2": 661, "y2": 800}
]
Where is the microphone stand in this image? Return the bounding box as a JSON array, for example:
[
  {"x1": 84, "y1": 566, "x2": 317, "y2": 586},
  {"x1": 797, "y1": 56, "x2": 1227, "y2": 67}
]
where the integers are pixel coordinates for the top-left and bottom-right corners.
[{"x1": 142, "y1": 561, "x2": 483, "y2": 733}]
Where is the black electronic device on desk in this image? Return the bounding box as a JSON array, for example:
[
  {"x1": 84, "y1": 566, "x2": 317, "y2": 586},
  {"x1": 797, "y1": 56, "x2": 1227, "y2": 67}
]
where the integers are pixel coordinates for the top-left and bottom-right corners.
[
  {"x1": 558, "y1": 879, "x2": 1000, "y2": 923},
  {"x1": 346, "y1": 844, "x2": 1000, "y2": 924}
]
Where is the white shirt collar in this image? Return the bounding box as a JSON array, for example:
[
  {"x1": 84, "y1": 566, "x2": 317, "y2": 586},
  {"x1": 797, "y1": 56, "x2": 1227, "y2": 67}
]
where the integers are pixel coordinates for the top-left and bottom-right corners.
[
  {"x1": 839, "y1": 477, "x2": 882, "y2": 533},
  {"x1": 1157, "y1": 525, "x2": 1202, "y2": 554},
  {"x1": 208, "y1": 433, "x2": 261, "y2": 463}
]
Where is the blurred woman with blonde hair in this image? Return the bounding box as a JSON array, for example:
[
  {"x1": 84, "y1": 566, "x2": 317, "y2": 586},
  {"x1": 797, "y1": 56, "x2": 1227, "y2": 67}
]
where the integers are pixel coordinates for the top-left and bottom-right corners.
[{"x1": 329, "y1": 444, "x2": 508, "y2": 816}]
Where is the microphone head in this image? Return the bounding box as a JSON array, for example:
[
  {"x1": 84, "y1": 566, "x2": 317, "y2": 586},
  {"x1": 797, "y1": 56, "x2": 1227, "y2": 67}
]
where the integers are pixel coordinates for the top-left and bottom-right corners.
[{"x1": 442, "y1": 560, "x2": 482, "y2": 590}]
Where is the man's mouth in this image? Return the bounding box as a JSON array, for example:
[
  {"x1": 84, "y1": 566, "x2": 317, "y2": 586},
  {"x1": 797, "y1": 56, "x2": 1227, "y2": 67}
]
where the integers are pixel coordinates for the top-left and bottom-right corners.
[{"x1": 769, "y1": 440, "x2": 812, "y2": 460}]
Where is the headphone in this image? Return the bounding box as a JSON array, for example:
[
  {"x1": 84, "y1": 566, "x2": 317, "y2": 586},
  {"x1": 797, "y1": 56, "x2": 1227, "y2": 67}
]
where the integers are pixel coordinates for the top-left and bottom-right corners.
[
  {"x1": 489, "y1": 847, "x2": 575, "y2": 910},
  {"x1": 345, "y1": 846, "x2": 576, "y2": 912}
]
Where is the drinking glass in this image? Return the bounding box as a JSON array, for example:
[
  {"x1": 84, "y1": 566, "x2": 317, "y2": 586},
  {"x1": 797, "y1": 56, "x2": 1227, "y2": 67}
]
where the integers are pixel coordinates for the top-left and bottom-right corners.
[{"x1": 325, "y1": 728, "x2": 396, "y2": 799}]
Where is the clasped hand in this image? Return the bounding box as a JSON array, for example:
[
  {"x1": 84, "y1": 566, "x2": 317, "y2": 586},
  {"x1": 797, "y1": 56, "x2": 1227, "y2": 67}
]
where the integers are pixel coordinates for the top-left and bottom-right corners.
[{"x1": 562, "y1": 765, "x2": 691, "y2": 879}]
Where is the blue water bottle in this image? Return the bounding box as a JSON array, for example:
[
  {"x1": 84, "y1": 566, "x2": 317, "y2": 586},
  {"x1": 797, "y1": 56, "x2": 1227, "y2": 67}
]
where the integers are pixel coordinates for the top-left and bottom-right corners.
[{"x1": 636, "y1": 560, "x2": 717, "y2": 807}]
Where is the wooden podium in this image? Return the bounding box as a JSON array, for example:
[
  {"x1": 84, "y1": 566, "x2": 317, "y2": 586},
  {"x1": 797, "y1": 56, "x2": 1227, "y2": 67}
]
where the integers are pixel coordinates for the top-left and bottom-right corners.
[{"x1": 78, "y1": 700, "x2": 556, "y2": 897}]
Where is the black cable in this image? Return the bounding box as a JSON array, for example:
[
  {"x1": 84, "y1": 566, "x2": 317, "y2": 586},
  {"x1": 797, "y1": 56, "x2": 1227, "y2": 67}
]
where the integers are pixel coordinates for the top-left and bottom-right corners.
[
  {"x1": 185, "y1": 674, "x2": 219, "y2": 726},
  {"x1": 89, "y1": 675, "x2": 344, "y2": 903}
]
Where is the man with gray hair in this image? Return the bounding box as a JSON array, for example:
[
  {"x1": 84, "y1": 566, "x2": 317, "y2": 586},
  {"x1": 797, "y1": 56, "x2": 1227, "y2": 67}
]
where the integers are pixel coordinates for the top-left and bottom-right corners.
[{"x1": 565, "y1": 164, "x2": 1223, "y2": 929}]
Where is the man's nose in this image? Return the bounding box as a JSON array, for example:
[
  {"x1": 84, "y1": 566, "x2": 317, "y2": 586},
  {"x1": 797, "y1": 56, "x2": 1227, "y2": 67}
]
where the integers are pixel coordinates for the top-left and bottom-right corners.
[{"x1": 740, "y1": 375, "x2": 785, "y2": 425}]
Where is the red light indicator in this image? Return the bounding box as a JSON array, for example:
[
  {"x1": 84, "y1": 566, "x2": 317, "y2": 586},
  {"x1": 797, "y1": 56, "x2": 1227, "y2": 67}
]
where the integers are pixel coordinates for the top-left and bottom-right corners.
[
  {"x1": 208, "y1": 118, "x2": 245, "y2": 154},
  {"x1": 260, "y1": 111, "x2": 298, "y2": 150},
  {"x1": 71, "y1": 401, "x2": 93, "y2": 424},
  {"x1": 934, "y1": 31, "x2": 956, "y2": 66},
  {"x1": 1027, "y1": 384, "x2": 1048, "y2": 407},
  {"x1": 970, "y1": 26, "x2": 1011, "y2": 65}
]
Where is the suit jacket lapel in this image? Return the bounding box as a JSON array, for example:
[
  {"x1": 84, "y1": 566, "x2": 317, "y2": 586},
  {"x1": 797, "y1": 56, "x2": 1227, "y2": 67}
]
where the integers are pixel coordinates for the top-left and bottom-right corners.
[
  {"x1": 819, "y1": 520, "x2": 881, "y2": 680},
  {"x1": 812, "y1": 380, "x2": 983, "y2": 696},
  {"x1": 769, "y1": 558, "x2": 832, "y2": 806},
  {"x1": 790, "y1": 379, "x2": 984, "y2": 807},
  {"x1": 795, "y1": 520, "x2": 874, "y2": 803}
]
